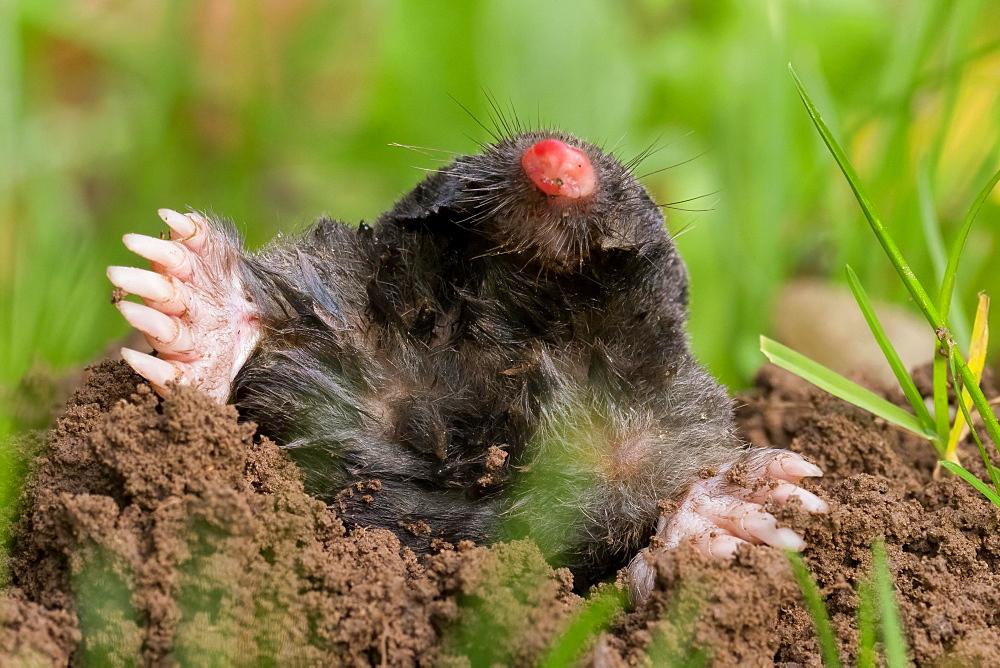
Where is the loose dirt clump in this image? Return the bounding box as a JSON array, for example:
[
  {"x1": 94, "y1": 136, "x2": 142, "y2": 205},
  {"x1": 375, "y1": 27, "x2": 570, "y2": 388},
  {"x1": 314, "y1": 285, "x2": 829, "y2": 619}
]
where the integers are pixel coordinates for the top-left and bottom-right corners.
[{"x1": 2, "y1": 361, "x2": 1000, "y2": 665}]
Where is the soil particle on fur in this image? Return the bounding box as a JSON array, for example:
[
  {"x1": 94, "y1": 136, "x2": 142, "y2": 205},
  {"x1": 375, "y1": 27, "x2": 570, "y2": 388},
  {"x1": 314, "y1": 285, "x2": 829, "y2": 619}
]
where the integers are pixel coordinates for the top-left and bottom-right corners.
[{"x1": 3, "y1": 361, "x2": 1000, "y2": 665}]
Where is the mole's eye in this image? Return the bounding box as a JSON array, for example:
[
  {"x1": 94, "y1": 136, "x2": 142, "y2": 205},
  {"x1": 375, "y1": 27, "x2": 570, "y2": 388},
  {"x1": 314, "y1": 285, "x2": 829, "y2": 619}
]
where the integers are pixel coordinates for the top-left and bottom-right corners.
[{"x1": 521, "y1": 139, "x2": 596, "y2": 199}]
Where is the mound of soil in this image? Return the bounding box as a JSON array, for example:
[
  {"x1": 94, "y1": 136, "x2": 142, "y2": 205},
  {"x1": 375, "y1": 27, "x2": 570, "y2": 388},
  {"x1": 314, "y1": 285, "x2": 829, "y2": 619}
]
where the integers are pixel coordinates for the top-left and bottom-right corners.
[
  {"x1": 599, "y1": 366, "x2": 1000, "y2": 666},
  {"x1": 2, "y1": 361, "x2": 999, "y2": 665}
]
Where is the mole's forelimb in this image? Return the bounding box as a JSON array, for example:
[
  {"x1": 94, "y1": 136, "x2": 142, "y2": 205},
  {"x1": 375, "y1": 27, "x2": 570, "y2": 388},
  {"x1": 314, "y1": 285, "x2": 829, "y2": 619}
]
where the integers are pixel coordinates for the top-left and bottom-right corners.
[
  {"x1": 108, "y1": 209, "x2": 262, "y2": 402},
  {"x1": 626, "y1": 448, "x2": 827, "y2": 603}
]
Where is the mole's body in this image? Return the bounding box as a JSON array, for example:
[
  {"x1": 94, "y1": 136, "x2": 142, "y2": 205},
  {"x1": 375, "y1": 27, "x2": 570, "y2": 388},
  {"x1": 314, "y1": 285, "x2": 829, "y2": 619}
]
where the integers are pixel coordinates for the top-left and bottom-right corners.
[{"x1": 109, "y1": 131, "x2": 826, "y2": 600}]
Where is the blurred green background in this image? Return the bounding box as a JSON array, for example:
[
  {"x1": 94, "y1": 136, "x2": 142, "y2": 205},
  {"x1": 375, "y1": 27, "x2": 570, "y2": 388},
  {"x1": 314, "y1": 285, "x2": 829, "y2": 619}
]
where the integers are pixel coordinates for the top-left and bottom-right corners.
[{"x1": 1, "y1": 0, "x2": 999, "y2": 439}]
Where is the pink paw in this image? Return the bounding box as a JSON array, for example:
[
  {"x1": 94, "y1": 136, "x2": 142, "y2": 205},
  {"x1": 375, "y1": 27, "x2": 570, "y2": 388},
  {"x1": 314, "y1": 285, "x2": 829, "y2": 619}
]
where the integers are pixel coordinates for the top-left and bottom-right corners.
[
  {"x1": 107, "y1": 209, "x2": 260, "y2": 403},
  {"x1": 627, "y1": 448, "x2": 827, "y2": 603}
]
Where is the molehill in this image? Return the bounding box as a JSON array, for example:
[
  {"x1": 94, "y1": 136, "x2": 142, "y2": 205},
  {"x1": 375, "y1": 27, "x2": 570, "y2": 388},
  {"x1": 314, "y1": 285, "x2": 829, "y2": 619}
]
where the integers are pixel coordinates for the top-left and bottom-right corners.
[{"x1": 1, "y1": 361, "x2": 999, "y2": 665}]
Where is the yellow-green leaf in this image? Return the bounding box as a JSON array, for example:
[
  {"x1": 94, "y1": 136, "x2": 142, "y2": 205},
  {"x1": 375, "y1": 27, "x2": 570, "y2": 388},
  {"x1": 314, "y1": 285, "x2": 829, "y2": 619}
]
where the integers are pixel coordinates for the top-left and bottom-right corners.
[{"x1": 945, "y1": 294, "x2": 990, "y2": 460}]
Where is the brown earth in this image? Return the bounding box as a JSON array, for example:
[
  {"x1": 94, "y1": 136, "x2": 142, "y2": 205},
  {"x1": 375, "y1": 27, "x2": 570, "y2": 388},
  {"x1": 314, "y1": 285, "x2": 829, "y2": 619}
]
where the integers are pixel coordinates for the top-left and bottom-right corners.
[{"x1": 1, "y1": 361, "x2": 999, "y2": 666}]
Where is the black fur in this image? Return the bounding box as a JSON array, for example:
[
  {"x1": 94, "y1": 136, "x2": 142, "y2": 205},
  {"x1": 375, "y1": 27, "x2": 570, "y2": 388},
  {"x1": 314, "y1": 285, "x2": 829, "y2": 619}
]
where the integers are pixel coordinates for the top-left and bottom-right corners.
[{"x1": 230, "y1": 131, "x2": 745, "y2": 587}]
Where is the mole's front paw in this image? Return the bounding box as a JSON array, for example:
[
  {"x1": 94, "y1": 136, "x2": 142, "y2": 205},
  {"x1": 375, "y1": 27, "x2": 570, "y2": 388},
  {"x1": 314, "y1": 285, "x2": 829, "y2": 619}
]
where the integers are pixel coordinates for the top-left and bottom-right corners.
[
  {"x1": 627, "y1": 448, "x2": 827, "y2": 603},
  {"x1": 107, "y1": 209, "x2": 260, "y2": 403}
]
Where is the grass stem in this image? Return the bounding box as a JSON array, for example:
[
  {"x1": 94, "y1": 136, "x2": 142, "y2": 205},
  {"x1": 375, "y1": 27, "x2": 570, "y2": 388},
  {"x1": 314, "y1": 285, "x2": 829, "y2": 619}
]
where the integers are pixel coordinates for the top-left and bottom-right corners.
[
  {"x1": 872, "y1": 538, "x2": 908, "y2": 667},
  {"x1": 787, "y1": 552, "x2": 842, "y2": 668}
]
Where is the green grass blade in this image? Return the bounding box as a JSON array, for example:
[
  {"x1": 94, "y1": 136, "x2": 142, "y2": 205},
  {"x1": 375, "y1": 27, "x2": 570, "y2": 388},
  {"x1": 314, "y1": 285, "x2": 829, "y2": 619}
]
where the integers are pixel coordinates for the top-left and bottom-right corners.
[
  {"x1": 540, "y1": 587, "x2": 625, "y2": 668},
  {"x1": 760, "y1": 337, "x2": 933, "y2": 439},
  {"x1": 940, "y1": 462, "x2": 1000, "y2": 508},
  {"x1": 872, "y1": 538, "x2": 909, "y2": 667},
  {"x1": 845, "y1": 265, "x2": 935, "y2": 435},
  {"x1": 932, "y1": 354, "x2": 950, "y2": 445},
  {"x1": 644, "y1": 580, "x2": 709, "y2": 667},
  {"x1": 939, "y1": 166, "x2": 1000, "y2": 323},
  {"x1": 951, "y1": 348, "x2": 1000, "y2": 456},
  {"x1": 787, "y1": 552, "x2": 842, "y2": 668},
  {"x1": 789, "y1": 64, "x2": 942, "y2": 330},
  {"x1": 856, "y1": 575, "x2": 878, "y2": 668},
  {"x1": 948, "y1": 353, "x2": 1000, "y2": 494}
]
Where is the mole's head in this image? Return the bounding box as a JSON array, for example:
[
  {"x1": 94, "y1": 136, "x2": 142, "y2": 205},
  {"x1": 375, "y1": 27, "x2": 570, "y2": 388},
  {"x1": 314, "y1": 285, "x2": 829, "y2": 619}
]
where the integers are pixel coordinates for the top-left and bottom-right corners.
[{"x1": 388, "y1": 132, "x2": 668, "y2": 272}]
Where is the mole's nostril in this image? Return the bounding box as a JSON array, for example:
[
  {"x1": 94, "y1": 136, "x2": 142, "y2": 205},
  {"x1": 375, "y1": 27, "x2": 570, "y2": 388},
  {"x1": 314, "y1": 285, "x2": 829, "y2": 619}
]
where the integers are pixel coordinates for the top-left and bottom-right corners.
[{"x1": 521, "y1": 139, "x2": 596, "y2": 199}]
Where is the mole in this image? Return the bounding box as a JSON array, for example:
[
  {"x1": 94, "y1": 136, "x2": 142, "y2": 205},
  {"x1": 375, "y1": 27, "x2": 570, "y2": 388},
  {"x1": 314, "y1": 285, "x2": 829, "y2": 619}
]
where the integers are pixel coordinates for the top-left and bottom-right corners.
[{"x1": 107, "y1": 130, "x2": 827, "y2": 603}]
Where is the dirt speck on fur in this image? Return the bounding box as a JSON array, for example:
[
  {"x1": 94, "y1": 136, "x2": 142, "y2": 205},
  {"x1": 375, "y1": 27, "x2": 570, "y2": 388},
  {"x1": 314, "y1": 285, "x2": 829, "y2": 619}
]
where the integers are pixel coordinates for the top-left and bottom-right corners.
[{"x1": 2, "y1": 361, "x2": 1000, "y2": 665}]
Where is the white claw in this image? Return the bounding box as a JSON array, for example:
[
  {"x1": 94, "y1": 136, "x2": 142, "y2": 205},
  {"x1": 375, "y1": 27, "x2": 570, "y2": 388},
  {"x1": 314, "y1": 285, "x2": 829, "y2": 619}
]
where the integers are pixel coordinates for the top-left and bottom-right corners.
[
  {"x1": 122, "y1": 233, "x2": 193, "y2": 280},
  {"x1": 158, "y1": 207, "x2": 196, "y2": 238},
  {"x1": 158, "y1": 208, "x2": 207, "y2": 252},
  {"x1": 734, "y1": 513, "x2": 806, "y2": 551},
  {"x1": 121, "y1": 347, "x2": 179, "y2": 390},
  {"x1": 116, "y1": 300, "x2": 181, "y2": 346},
  {"x1": 751, "y1": 482, "x2": 830, "y2": 513},
  {"x1": 766, "y1": 453, "x2": 823, "y2": 482},
  {"x1": 693, "y1": 495, "x2": 806, "y2": 550},
  {"x1": 107, "y1": 266, "x2": 186, "y2": 316},
  {"x1": 772, "y1": 527, "x2": 807, "y2": 551},
  {"x1": 695, "y1": 532, "x2": 749, "y2": 559}
]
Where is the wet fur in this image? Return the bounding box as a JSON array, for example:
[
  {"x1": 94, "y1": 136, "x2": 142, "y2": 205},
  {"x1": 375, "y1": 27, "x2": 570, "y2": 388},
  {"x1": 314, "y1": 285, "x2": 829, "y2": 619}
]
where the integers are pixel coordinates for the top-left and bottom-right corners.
[{"x1": 228, "y1": 131, "x2": 746, "y2": 586}]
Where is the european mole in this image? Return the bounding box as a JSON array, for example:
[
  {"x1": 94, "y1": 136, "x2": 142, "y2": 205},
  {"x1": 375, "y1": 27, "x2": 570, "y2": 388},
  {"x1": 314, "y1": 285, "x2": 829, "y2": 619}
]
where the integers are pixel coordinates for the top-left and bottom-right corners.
[{"x1": 107, "y1": 130, "x2": 827, "y2": 602}]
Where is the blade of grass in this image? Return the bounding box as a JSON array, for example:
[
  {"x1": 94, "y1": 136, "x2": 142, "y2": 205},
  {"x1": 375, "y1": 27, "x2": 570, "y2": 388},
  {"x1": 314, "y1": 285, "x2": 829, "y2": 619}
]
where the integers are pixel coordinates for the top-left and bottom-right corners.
[
  {"x1": 945, "y1": 294, "x2": 989, "y2": 461},
  {"x1": 845, "y1": 265, "x2": 936, "y2": 437},
  {"x1": 856, "y1": 575, "x2": 878, "y2": 668},
  {"x1": 540, "y1": 587, "x2": 625, "y2": 668},
  {"x1": 872, "y1": 538, "x2": 908, "y2": 668},
  {"x1": 787, "y1": 551, "x2": 842, "y2": 668},
  {"x1": 933, "y1": 354, "x2": 950, "y2": 445},
  {"x1": 644, "y1": 579, "x2": 709, "y2": 667},
  {"x1": 760, "y1": 337, "x2": 933, "y2": 439},
  {"x1": 789, "y1": 64, "x2": 942, "y2": 331},
  {"x1": 938, "y1": 462, "x2": 1000, "y2": 507},
  {"x1": 951, "y1": 349, "x2": 1000, "y2": 456},
  {"x1": 947, "y1": 351, "x2": 1000, "y2": 494},
  {"x1": 934, "y1": 167, "x2": 1000, "y2": 450}
]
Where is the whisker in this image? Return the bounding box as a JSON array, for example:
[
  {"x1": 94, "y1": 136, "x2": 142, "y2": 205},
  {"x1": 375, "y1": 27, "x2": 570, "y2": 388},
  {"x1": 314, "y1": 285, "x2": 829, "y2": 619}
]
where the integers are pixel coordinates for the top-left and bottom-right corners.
[
  {"x1": 623, "y1": 134, "x2": 665, "y2": 172},
  {"x1": 468, "y1": 245, "x2": 514, "y2": 261},
  {"x1": 450, "y1": 93, "x2": 499, "y2": 142},
  {"x1": 463, "y1": 132, "x2": 493, "y2": 152},
  {"x1": 483, "y1": 88, "x2": 520, "y2": 142},
  {"x1": 660, "y1": 205, "x2": 715, "y2": 213},
  {"x1": 670, "y1": 220, "x2": 697, "y2": 239},
  {"x1": 607, "y1": 133, "x2": 628, "y2": 156},
  {"x1": 507, "y1": 94, "x2": 525, "y2": 135},
  {"x1": 388, "y1": 142, "x2": 463, "y2": 156},
  {"x1": 639, "y1": 149, "x2": 710, "y2": 179},
  {"x1": 657, "y1": 190, "x2": 721, "y2": 206},
  {"x1": 625, "y1": 130, "x2": 698, "y2": 173}
]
